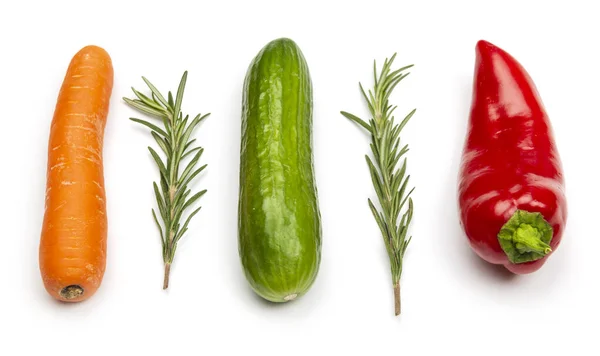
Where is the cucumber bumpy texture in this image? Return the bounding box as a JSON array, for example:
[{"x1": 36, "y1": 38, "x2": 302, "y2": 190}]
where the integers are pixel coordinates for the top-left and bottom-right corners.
[{"x1": 238, "y1": 38, "x2": 321, "y2": 302}]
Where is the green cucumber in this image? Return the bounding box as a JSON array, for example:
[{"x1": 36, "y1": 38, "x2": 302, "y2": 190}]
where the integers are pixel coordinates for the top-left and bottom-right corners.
[{"x1": 238, "y1": 38, "x2": 321, "y2": 302}]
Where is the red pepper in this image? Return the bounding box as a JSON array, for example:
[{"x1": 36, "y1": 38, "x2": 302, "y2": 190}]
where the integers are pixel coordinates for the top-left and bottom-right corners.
[{"x1": 458, "y1": 40, "x2": 567, "y2": 274}]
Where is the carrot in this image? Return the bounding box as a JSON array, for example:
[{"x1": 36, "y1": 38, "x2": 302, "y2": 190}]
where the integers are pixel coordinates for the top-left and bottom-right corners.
[{"x1": 39, "y1": 45, "x2": 113, "y2": 302}]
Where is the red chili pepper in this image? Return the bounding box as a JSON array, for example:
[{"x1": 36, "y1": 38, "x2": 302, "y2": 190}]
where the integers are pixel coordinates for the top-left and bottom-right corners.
[{"x1": 458, "y1": 40, "x2": 567, "y2": 274}]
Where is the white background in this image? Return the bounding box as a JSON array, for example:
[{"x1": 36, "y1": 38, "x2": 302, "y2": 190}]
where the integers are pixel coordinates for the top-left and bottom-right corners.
[{"x1": 1, "y1": 0, "x2": 598, "y2": 354}]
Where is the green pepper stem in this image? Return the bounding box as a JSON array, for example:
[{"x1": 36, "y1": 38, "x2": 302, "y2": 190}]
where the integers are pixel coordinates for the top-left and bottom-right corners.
[
  {"x1": 498, "y1": 210, "x2": 554, "y2": 264},
  {"x1": 513, "y1": 224, "x2": 552, "y2": 255}
]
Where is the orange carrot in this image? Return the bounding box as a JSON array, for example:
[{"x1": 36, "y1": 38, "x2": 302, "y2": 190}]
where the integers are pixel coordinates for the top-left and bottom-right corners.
[{"x1": 39, "y1": 45, "x2": 113, "y2": 302}]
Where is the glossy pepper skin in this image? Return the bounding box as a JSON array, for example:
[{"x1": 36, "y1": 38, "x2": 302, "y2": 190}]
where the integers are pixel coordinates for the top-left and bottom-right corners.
[{"x1": 458, "y1": 40, "x2": 567, "y2": 274}]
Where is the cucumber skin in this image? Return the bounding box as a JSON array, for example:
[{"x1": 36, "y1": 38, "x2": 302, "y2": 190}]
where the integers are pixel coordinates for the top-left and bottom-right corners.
[{"x1": 238, "y1": 38, "x2": 321, "y2": 302}]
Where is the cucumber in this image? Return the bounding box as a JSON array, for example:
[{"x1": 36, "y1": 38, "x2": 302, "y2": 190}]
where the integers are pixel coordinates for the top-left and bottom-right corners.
[{"x1": 238, "y1": 38, "x2": 321, "y2": 302}]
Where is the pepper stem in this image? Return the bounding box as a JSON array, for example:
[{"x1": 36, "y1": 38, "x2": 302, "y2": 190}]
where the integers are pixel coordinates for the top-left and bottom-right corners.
[
  {"x1": 513, "y1": 224, "x2": 552, "y2": 254},
  {"x1": 498, "y1": 210, "x2": 553, "y2": 264}
]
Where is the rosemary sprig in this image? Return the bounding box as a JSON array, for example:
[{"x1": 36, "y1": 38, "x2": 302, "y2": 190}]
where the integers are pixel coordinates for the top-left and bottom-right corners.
[
  {"x1": 341, "y1": 54, "x2": 415, "y2": 316},
  {"x1": 123, "y1": 71, "x2": 209, "y2": 290}
]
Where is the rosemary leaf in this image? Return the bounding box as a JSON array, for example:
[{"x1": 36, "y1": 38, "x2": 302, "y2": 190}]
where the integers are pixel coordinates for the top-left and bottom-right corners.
[{"x1": 130, "y1": 118, "x2": 168, "y2": 137}]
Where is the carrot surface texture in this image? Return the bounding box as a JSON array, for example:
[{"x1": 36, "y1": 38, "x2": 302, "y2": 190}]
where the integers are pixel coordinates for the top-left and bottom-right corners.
[{"x1": 39, "y1": 45, "x2": 113, "y2": 302}]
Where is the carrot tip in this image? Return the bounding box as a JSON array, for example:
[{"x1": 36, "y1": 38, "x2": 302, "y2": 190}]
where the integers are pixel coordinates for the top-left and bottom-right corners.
[{"x1": 60, "y1": 285, "x2": 84, "y2": 300}]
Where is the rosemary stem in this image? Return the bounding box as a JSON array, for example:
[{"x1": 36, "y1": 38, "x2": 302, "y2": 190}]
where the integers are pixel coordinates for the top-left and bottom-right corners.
[
  {"x1": 163, "y1": 262, "x2": 171, "y2": 290},
  {"x1": 394, "y1": 282, "x2": 401, "y2": 316}
]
